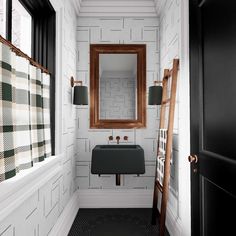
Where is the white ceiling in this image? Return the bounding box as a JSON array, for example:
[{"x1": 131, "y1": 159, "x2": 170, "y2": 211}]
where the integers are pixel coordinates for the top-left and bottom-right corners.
[{"x1": 72, "y1": 0, "x2": 159, "y2": 17}]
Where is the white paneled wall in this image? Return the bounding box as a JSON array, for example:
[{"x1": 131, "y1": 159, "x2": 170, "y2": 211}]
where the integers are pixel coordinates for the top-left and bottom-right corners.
[
  {"x1": 76, "y1": 17, "x2": 162, "y2": 190},
  {"x1": 157, "y1": 0, "x2": 191, "y2": 235},
  {"x1": 0, "y1": 159, "x2": 63, "y2": 236},
  {"x1": 0, "y1": 0, "x2": 78, "y2": 235},
  {"x1": 0, "y1": 0, "x2": 190, "y2": 235},
  {"x1": 157, "y1": 0, "x2": 180, "y2": 213}
]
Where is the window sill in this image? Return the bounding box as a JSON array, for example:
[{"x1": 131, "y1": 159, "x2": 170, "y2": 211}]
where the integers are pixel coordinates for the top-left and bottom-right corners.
[{"x1": 0, "y1": 154, "x2": 63, "y2": 222}]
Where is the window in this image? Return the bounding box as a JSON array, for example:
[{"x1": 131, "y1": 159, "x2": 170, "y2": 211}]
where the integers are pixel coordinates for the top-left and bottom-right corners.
[
  {"x1": 12, "y1": 0, "x2": 31, "y2": 56},
  {"x1": 0, "y1": 0, "x2": 6, "y2": 37},
  {"x1": 0, "y1": 0, "x2": 56, "y2": 155},
  {"x1": 0, "y1": 0, "x2": 32, "y2": 56}
]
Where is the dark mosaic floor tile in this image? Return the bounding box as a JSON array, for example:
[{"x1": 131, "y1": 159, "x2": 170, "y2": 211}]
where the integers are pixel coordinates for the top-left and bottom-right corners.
[{"x1": 68, "y1": 208, "x2": 169, "y2": 236}]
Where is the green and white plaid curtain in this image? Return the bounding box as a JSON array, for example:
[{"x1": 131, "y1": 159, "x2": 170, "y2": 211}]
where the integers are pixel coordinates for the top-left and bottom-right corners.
[
  {"x1": 29, "y1": 66, "x2": 45, "y2": 163},
  {"x1": 0, "y1": 42, "x2": 51, "y2": 182},
  {"x1": 15, "y1": 55, "x2": 32, "y2": 170},
  {"x1": 0, "y1": 43, "x2": 17, "y2": 181},
  {"x1": 42, "y1": 73, "x2": 51, "y2": 158}
]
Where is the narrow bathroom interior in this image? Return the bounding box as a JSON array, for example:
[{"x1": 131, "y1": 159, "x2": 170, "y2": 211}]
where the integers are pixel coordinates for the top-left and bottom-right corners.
[{"x1": 3, "y1": 0, "x2": 235, "y2": 236}]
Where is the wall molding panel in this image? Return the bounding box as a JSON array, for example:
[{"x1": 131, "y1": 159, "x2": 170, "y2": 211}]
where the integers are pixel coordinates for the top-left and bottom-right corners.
[
  {"x1": 0, "y1": 156, "x2": 62, "y2": 222},
  {"x1": 76, "y1": 16, "x2": 159, "y2": 191},
  {"x1": 0, "y1": 0, "x2": 79, "y2": 235},
  {"x1": 49, "y1": 190, "x2": 80, "y2": 236},
  {"x1": 0, "y1": 157, "x2": 62, "y2": 236},
  {"x1": 158, "y1": 0, "x2": 191, "y2": 235}
]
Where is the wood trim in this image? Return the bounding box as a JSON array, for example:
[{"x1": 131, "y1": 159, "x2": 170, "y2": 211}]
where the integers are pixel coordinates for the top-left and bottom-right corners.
[
  {"x1": 161, "y1": 98, "x2": 171, "y2": 105},
  {"x1": 159, "y1": 72, "x2": 169, "y2": 129},
  {"x1": 151, "y1": 69, "x2": 168, "y2": 225},
  {"x1": 151, "y1": 59, "x2": 180, "y2": 236},
  {"x1": 159, "y1": 59, "x2": 179, "y2": 235},
  {"x1": 90, "y1": 44, "x2": 146, "y2": 129},
  {"x1": 0, "y1": 35, "x2": 50, "y2": 74}
]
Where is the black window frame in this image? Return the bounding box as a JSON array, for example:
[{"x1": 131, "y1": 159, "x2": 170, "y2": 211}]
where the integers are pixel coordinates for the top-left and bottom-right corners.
[
  {"x1": 6, "y1": 0, "x2": 12, "y2": 41},
  {"x1": 3, "y1": 0, "x2": 56, "y2": 155}
]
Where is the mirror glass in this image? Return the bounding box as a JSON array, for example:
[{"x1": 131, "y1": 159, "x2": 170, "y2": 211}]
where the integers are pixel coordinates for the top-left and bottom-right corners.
[
  {"x1": 90, "y1": 44, "x2": 146, "y2": 129},
  {"x1": 99, "y1": 54, "x2": 137, "y2": 120}
]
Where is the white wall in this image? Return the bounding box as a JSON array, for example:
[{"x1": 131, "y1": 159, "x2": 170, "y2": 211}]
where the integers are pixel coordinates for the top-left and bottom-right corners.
[
  {"x1": 75, "y1": 14, "x2": 187, "y2": 236},
  {"x1": 157, "y1": 0, "x2": 191, "y2": 235},
  {"x1": 0, "y1": 0, "x2": 78, "y2": 235},
  {"x1": 0, "y1": 1, "x2": 191, "y2": 235},
  {"x1": 76, "y1": 17, "x2": 160, "y2": 190}
]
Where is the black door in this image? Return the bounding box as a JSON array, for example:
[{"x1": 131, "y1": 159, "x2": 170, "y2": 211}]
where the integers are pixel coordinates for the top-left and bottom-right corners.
[{"x1": 189, "y1": 0, "x2": 236, "y2": 235}]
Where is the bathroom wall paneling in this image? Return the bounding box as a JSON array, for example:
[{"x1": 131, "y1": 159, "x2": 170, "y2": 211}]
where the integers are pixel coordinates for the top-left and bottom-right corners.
[
  {"x1": 0, "y1": 0, "x2": 78, "y2": 235},
  {"x1": 76, "y1": 17, "x2": 159, "y2": 189}
]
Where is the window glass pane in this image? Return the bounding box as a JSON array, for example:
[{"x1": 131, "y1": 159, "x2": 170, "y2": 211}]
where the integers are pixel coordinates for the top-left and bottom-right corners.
[
  {"x1": 0, "y1": 0, "x2": 6, "y2": 37},
  {"x1": 12, "y1": 0, "x2": 31, "y2": 56}
]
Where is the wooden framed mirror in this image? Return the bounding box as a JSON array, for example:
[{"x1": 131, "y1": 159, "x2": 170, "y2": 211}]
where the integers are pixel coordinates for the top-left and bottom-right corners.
[{"x1": 90, "y1": 44, "x2": 146, "y2": 129}]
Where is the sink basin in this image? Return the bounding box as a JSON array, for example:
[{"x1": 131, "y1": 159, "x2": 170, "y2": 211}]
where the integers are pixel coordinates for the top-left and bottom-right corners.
[{"x1": 91, "y1": 145, "x2": 145, "y2": 174}]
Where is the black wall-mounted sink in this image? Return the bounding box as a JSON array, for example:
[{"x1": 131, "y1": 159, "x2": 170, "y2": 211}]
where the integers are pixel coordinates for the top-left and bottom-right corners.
[{"x1": 91, "y1": 145, "x2": 145, "y2": 175}]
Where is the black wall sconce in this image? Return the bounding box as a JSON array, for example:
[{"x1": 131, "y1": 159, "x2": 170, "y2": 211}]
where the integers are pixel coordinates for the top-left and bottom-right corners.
[
  {"x1": 148, "y1": 81, "x2": 163, "y2": 105},
  {"x1": 71, "y1": 76, "x2": 88, "y2": 105}
]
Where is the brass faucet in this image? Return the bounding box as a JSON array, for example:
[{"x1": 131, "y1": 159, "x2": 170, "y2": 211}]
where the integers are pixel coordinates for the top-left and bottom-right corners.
[{"x1": 116, "y1": 136, "x2": 120, "y2": 144}]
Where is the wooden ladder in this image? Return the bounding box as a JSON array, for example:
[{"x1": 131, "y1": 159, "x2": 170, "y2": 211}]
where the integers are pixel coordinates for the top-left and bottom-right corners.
[{"x1": 151, "y1": 59, "x2": 179, "y2": 236}]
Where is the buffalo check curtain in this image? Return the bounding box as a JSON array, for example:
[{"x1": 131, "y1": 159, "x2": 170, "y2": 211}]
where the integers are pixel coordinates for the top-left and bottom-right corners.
[
  {"x1": 42, "y1": 73, "x2": 51, "y2": 158},
  {"x1": 0, "y1": 42, "x2": 51, "y2": 182}
]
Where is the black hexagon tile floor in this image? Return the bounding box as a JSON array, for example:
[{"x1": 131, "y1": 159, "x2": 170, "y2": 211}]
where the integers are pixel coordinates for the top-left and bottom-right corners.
[{"x1": 68, "y1": 208, "x2": 170, "y2": 236}]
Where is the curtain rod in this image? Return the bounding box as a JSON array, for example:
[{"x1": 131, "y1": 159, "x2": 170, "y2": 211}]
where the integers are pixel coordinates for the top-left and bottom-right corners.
[{"x1": 0, "y1": 35, "x2": 50, "y2": 75}]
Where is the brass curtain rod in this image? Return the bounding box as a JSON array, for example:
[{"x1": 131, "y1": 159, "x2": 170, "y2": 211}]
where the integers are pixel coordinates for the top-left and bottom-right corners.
[{"x1": 0, "y1": 35, "x2": 50, "y2": 75}]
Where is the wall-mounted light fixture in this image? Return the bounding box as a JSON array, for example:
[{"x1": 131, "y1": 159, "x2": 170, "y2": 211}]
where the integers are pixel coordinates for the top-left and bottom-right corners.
[
  {"x1": 71, "y1": 76, "x2": 88, "y2": 105},
  {"x1": 148, "y1": 81, "x2": 163, "y2": 105}
]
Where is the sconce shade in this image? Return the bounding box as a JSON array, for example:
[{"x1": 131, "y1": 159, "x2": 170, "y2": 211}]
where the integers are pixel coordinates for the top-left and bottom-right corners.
[
  {"x1": 148, "y1": 86, "x2": 163, "y2": 105},
  {"x1": 73, "y1": 85, "x2": 88, "y2": 105}
]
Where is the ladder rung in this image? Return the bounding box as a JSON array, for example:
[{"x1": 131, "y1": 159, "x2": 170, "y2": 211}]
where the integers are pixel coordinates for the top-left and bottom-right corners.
[
  {"x1": 152, "y1": 59, "x2": 179, "y2": 236},
  {"x1": 155, "y1": 180, "x2": 163, "y2": 193},
  {"x1": 165, "y1": 68, "x2": 175, "y2": 78},
  {"x1": 161, "y1": 98, "x2": 171, "y2": 105}
]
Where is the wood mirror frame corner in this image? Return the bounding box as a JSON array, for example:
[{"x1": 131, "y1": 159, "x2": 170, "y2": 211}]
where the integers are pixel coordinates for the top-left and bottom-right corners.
[{"x1": 90, "y1": 44, "x2": 146, "y2": 129}]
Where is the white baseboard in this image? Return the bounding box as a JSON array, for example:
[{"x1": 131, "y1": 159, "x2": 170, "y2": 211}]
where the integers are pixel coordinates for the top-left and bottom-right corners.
[
  {"x1": 78, "y1": 189, "x2": 154, "y2": 208},
  {"x1": 165, "y1": 207, "x2": 182, "y2": 236},
  {"x1": 157, "y1": 190, "x2": 183, "y2": 236},
  {"x1": 49, "y1": 190, "x2": 79, "y2": 236}
]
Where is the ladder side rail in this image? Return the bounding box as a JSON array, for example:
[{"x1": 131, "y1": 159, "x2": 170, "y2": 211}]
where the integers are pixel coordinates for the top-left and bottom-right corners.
[
  {"x1": 151, "y1": 69, "x2": 169, "y2": 224},
  {"x1": 159, "y1": 59, "x2": 179, "y2": 236}
]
